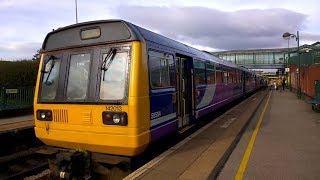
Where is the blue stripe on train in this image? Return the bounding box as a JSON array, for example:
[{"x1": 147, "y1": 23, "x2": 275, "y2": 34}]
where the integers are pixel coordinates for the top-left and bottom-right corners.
[{"x1": 149, "y1": 88, "x2": 176, "y2": 129}]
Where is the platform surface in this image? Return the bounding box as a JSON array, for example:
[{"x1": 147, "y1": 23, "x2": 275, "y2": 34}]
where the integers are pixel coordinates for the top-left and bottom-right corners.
[
  {"x1": 125, "y1": 90, "x2": 268, "y2": 180},
  {"x1": 218, "y1": 90, "x2": 320, "y2": 179},
  {"x1": 0, "y1": 114, "x2": 34, "y2": 134}
]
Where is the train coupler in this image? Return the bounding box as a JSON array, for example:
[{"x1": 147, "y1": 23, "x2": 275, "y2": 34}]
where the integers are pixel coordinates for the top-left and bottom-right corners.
[{"x1": 48, "y1": 148, "x2": 91, "y2": 180}]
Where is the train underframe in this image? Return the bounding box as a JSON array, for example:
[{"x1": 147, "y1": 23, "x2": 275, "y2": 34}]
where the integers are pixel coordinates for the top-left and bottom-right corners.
[{"x1": 38, "y1": 146, "x2": 132, "y2": 179}]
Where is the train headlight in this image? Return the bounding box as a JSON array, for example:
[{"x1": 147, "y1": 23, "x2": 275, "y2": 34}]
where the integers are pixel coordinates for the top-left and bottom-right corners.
[
  {"x1": 36, "y1": 109, "x2": 52, "y2": 121},
  {"x1": 102, "y1": 112, "x2": 127, "y2": 126},
  {"x1": 41, "y1": 112, "x2": 46, "y2": 119},
  {"x1": 113, "y1": 114, "x2": 121, "y2": 124}
]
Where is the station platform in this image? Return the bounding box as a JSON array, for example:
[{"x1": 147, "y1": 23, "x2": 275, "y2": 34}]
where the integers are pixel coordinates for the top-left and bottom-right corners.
[
  {"x1": 125, "y1": 89, "x2": 320, "y2": 179},
  {"x1": 218, "y1": 90, "x2": 320, "y2": 180},
  {"x1": 0, "y1": 115, "x2": 34, "y2": 134},
  {"x1": 125, "y1": 90, "x2": 268, "y2": 180}
]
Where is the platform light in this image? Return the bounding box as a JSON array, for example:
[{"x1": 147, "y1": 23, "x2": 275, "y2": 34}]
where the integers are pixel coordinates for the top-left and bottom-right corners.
[{"x1": 282, "y1": 31, "x2": 301, "y2": 98}]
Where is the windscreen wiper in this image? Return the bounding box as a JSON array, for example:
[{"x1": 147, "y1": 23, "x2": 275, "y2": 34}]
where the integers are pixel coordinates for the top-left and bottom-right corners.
[
  {"x1": 43, "y1": 55, "x2": 57, "y2": 85},
  {"x1": 101, "y1": 48, "x2": 117, "y2": 81}
]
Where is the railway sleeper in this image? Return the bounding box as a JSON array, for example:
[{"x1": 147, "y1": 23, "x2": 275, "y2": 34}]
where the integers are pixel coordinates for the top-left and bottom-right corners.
[{"x1": 37, "y1": 146, "x2": 131, "y2": 179}]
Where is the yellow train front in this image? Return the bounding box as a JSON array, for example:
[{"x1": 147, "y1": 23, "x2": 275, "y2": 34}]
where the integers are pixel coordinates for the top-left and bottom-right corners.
[{"x1": 34, "y1": 21, "x2": 154, "y2": 178}]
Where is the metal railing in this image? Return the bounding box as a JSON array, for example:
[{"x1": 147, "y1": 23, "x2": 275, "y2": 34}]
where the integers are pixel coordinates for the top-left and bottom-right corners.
[
  {"x1": 289, "y1": 49, "x2": 320, "y2": 66},
  {"x1": 0, "y1": 87, "x2": 34, "y2": 111}
]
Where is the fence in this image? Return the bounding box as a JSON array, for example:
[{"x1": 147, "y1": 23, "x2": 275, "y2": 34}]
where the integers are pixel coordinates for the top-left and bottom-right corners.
[
  {"x1": 288, "y1": 49, "x2": 320, "y2": 66},
  {"x1": 0, "y1": 87, "x2": 34, "y2": 111}
]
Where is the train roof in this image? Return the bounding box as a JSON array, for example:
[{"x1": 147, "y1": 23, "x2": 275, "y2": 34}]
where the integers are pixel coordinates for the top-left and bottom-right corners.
[{"x1": 42, "y1": 19, "x2": 253, "y2": 73}]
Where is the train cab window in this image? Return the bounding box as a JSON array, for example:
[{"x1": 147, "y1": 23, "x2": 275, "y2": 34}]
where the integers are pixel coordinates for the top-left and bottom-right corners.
[
  {"x1": 206, "y1": 63, "x2": 215, "y2": 84},
  {"x1": 66, "y1": 53, "x2": 91, "y2": 100},
  {"x1": 149, "y1": 51, "x2": 174, "y2": 89},
  {"x1": 100, "y1": 51, "x2": 129, "y2": 100},
  {"x1": 39, "y1": 55, "x2": 61, "y2": 100},
  {"x1": 194, "y1": 60, "x2": 206, "y2": 85}
]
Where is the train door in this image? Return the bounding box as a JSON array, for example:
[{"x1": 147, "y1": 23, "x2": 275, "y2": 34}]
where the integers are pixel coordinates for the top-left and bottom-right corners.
[{"x1": 176, "y1": 55, "x2": 193, "y2": 128}]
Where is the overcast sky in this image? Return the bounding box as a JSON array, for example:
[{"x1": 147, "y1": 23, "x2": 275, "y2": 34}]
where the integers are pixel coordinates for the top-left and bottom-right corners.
[{"x1": 1, "y1": 0, "x2": 320, "y2": 60}]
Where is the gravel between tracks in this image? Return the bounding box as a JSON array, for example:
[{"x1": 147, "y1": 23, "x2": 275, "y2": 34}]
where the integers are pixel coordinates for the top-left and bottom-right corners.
[{"x1": 24, "y1": 169, "x2": 50, "y2": 180}]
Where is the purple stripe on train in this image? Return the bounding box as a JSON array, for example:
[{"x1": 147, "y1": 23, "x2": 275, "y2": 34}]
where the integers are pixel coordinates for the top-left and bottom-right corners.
[{"x1": 150, "y1": 119, "x2": 177, "y2": 142}]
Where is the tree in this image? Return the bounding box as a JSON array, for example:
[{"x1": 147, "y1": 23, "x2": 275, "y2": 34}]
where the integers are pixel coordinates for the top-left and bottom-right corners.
[{"x1": 32, "y1": 49, "x2": 42, "y2": 61}]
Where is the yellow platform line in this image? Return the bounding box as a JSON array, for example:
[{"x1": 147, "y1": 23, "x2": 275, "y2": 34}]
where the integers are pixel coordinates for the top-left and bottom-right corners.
[{"x1": 235, "y1": 91, "x2": 272, "y2": 180}]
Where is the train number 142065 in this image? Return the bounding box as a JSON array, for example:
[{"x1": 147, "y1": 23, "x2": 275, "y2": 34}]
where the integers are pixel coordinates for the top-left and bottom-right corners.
[{"x1": 105, "y1": 106, "x2": 122, "y2": 112}]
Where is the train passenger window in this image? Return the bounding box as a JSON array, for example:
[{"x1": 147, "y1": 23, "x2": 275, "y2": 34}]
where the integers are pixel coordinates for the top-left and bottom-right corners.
[
  {"x1": 215, "y1": 66, "x2": 223, "y2": 84},
  {"x1": 220, "y1": 66, "x2": 227, "y2": 84},
  {"x1": 66, "y1": 53, "x2": 91, "y2": 100},
  {"x1": 230, "y1": 70, "x2": 235, "y2": 83},
  {"x1": 224, "y1": 72, "x2": 228, "y2": 84},
  {"x1": 246, "y1": 74, "x2": 250, "y2": 84},
  {"x1": 168, "y1": 58, "x2": 175, "y2": 86},
  {"x1": 231, "y1": 69, "x2": 237, "y2": 83},
  {"x1": 40, "y1": 55, "x2": 61, "y2": 100},
  {"x1": 149, "y1": 51, "x2": 174, "y2": 89},
  {"x1": 228, "y1": 70, "x2": 233, "y2": 84},
  {"x1": 194, "y1": 60, "x2": 206, "y2": 85},
  {"x1": 206, "y1": 63, "x2": 215, "y2": 84},
  {"x1": 236, "y1": 70, "x2": 240, "y2": 83}
]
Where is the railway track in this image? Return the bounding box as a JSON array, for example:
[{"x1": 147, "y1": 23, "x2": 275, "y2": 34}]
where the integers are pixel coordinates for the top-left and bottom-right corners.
[{"x1": 0, "y1": 146, "x2": 48, "y2": 180}]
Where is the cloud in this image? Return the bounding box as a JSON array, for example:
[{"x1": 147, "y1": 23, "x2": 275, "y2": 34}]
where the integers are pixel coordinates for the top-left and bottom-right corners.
[
  {"x1": 2, "y1": 1, "x2": 319, "y2": 60},
  {"x1": 0, "y1": 0, "x2": 117, "y2": 60},
  {"x1": 0, "y1": 42, "x2": 41, "y2": 60},
  {"x1": 300, "y1": 32, "x2": 320, "y2": 42},
  {"x1": 115, "y1": 6, "x2": 318, "y2": 50}
]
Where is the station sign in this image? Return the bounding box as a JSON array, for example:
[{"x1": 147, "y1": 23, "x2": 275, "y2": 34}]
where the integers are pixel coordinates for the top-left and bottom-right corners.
[{"x1": 6, "y1": 89, "x2": 18, "y2": 94}]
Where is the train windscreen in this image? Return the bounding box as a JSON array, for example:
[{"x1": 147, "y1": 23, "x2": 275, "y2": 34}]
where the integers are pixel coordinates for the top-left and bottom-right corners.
[
  {"x1": 38, "y1": 45, "x2": 130, "y2": 103},
  {"x1": 39, "y1": 55, "x2": 61, "y2": 100},
  {"x1": 100, "y1": 50, "x2": 129, "y2": 100}
]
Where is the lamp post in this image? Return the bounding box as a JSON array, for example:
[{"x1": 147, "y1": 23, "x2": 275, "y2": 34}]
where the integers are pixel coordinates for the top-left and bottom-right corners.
[
  {"x1": 284, "y1": 35, "x2": 291, "y2": 91},
  {"x1": 75, "y1": 0, "x2": 78, "y2": 23},
  {"x1": 283, "y1": 31, "x2": 301, "y2": 98}
]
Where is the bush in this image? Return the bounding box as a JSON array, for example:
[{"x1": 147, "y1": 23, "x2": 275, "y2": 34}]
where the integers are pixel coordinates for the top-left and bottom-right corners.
[{"x1": 0, "y1": 60, "x2": 40, "y2": 88}]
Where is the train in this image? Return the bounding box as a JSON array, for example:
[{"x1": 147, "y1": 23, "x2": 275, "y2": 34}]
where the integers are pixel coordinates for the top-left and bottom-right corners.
[{"x1": 33, "y1": 19, "x2": 263, "y2": 179}]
